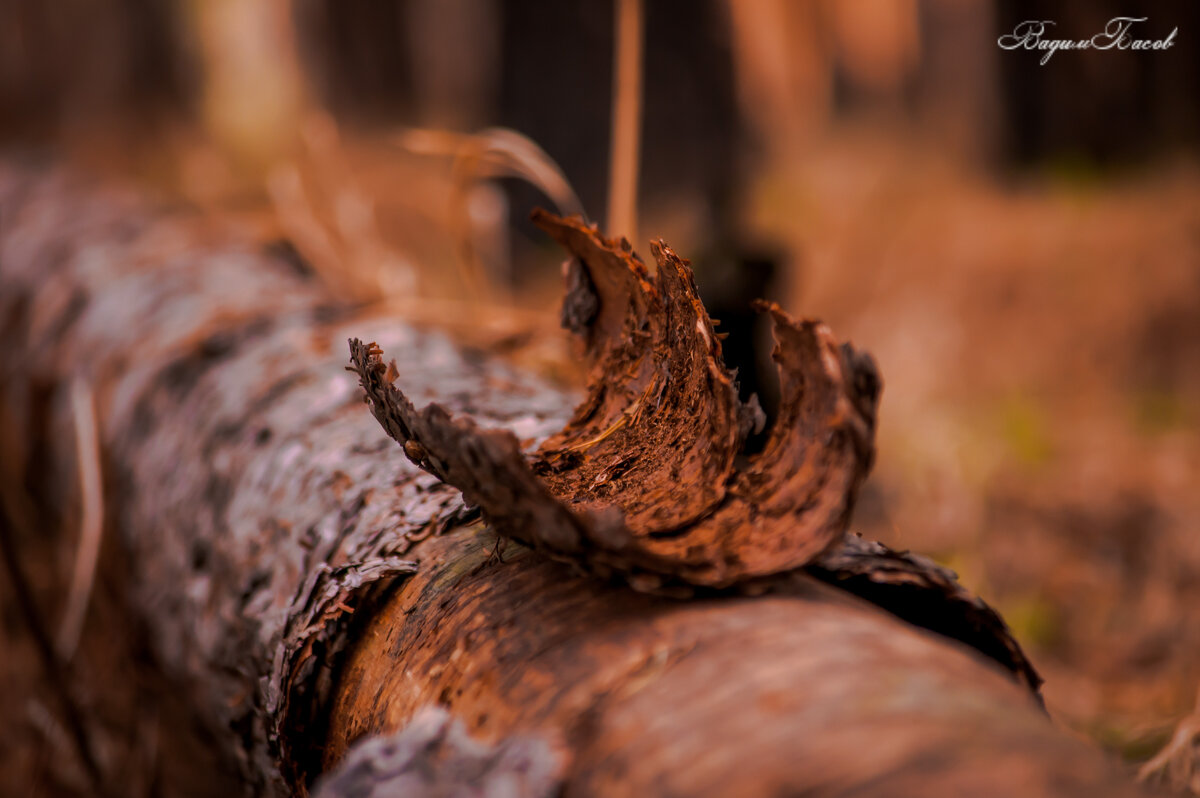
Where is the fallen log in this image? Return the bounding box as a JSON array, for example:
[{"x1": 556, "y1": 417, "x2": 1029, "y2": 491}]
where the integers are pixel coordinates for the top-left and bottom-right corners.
[{"x1": 0, "y1": 162, "x2": 1149, "y2": 797}]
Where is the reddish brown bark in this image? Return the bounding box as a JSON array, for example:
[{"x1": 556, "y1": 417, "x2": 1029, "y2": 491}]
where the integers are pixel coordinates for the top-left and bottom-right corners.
[
  {"x1": 324, "y1": 531, "x2": 1117, "y2": 798},
  {"x1": 0, "y1": 162, "x2": 1152, "y2": 797},
  {"x1": 350, "y1": 212, "x2": 881, "y2": 591}
]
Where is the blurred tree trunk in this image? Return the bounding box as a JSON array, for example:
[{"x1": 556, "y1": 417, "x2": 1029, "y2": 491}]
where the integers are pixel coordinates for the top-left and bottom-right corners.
[
  {"x1": 0, "y1": 163, "x2": 1154, "y2": 798},
  {"x1": 184, "y1": 0, "x2": 306, "y2": 179}
]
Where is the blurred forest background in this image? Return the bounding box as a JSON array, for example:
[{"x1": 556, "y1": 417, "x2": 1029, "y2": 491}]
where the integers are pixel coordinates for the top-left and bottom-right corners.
[{"x1": 2, "y1": 0, "x2": 1199, "y2": 792}]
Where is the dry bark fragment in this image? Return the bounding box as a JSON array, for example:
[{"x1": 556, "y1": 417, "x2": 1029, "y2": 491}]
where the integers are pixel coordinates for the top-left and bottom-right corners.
[
  {"x1": 312, "y1": 705, "x2": 564, "y2": 798},
  {"x1": 349, "y1": 212, "x2": 880, "y2": 588},
  {"x1": 807, "y1": 533, "x2": 1043, "y2": 696},
  {"x1": 530, "y1": 215, "x2": 743, "y2": 535}
]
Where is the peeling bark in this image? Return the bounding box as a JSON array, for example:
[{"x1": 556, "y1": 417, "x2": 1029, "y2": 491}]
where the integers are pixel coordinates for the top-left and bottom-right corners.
[
  {"x1": 809, "y1": 533, "x2": 1043, "y2": 695},
  {"x1": 311, "y1": 706, "x2": 564, "y2": 798},
  {"x1": 349, "y1": 212, "x2": 880, "y2": 589},
  {"x1": 0, "y1": 163, "x2": 1149, "y2": 797}
]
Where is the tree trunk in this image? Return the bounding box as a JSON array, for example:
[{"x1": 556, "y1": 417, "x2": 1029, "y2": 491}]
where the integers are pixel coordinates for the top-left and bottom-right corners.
[{"x1": 0, "y1": 162, "x2": 1149, "y2": 797}]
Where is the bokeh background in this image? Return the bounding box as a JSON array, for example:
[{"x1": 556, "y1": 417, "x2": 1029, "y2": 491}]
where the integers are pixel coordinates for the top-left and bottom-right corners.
[{"x1": 2, "y1": 0, "x2": 1199, "y2": 793}]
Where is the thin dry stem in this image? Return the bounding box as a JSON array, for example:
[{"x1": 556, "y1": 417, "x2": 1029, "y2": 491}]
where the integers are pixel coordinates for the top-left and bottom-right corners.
[
  {"x1": 607, "y1": 0, "x2": 644, "y2": 244},
  {"x1": 268, "y1": 113, "x2": 418, "y2": 304},
  {"x1": 1139, "y1": 685, "x2": 1200, "y2": 795},
  {"x1": 0, "y1": 485, "x2": 108, "y2": 796},
  {"x1": 57, "y1": 379, "x2": 104, "y2": 661},
  {"x1": 562, "y1": 397, "x2": 641, "y2": 453},
  {"x1": 396, "y1": 127, "x2": 584, "y2": 218}
]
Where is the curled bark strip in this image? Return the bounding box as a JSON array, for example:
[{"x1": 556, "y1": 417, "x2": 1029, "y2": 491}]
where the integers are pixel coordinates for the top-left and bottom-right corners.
[
  {"x1": 632, "y1": 302, "x2": 879, "y2": 585},
  {"x1": 808, "y1": 534, "x2": 1043, "y2": 697},
  {"x1": 350, "y1": 213, "x2": 881, "y2": 587},
  {"x1": 313, "y1": 705, "x2": 564, "y2": 798},
  {"x1": 532, "y1": 212, "x2": 744, "y2": 534}
]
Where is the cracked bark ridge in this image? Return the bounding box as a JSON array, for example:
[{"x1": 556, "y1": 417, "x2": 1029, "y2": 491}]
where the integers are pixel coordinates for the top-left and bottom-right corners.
[
  {"x1": 313, "y1": 705, "x2": 564, "y2": 798},
  {"x1": 350, "y1": 212, "x2": 881, "y2": 588},
  {"x1": 808, "y1": 534, "x2": 1043, "y2": 697}
]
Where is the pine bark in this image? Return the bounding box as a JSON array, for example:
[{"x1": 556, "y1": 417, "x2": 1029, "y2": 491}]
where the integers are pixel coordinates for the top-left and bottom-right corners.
[{"x1": 0, "y1": 162, "x2": 1150, "y2": 797}]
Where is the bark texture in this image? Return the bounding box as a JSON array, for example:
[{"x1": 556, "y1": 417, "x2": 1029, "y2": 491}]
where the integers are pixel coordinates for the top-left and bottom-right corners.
[
  {"x1": 0, "y1": 162, "x2": 567, "y2": 793},
  {"x1": 349, "y1": 211, "x2": 881, "y2": 591},
  {"x1": 325, "y1": 531, "x2": 1119, "y2": 798},
  {"x1": 0, "y1": 162, "x2": 1150, "y2": 797}
]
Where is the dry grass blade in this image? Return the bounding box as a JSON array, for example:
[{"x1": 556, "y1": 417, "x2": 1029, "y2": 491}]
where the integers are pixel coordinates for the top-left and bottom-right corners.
[
  {"x1": 396, "y1": 126, "x2": 586, "y2": 298},
  {"x1": 57, "y1": 379, "x2": 104, "y2": 662},
  {"x1": 396, "y1": 127, "x2": 584, "y2": 219},
  {"x1": 1139, "y1": 685, "x2": 1200, "y2": 795},
  {"x1": 266, "y1": 164, "x2": 346, "y2": 287},
  {"x1": 268, "y1": 114, "x2": 418, "y2": 303},
  {"x1": 0, "y1": 485, "x2": 108, "y2": 796}
]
